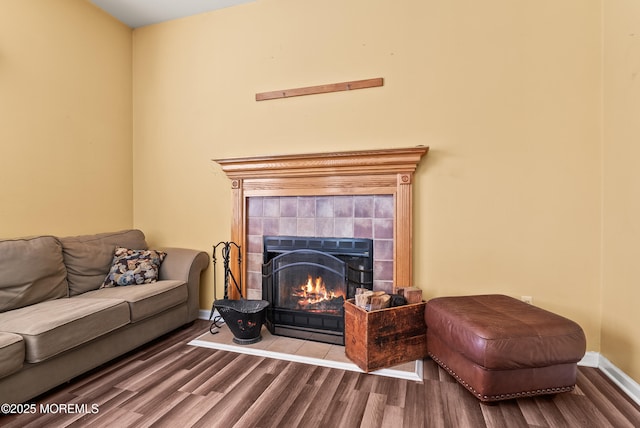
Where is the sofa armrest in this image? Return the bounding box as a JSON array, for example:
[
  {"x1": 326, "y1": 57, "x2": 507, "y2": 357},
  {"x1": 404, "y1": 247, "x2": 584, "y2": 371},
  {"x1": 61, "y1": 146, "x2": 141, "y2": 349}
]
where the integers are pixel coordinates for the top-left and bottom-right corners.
[{"x1": 159, "y1": 248, "x2": 209, "y2": 322}]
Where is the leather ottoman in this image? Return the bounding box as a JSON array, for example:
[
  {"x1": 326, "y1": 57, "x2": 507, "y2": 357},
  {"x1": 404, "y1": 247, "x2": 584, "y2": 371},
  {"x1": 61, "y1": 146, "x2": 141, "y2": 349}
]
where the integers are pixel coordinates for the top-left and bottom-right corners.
[{"x1": 425, "y1": 294, "x2": 586, "y2": 402}]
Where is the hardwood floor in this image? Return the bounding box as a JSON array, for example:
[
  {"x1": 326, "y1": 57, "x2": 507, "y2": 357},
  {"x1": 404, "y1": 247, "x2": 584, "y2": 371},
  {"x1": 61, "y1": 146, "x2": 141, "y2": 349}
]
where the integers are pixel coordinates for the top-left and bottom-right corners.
[{"x1": 2, "y1": 319, "x2": 639, "y2": 427}]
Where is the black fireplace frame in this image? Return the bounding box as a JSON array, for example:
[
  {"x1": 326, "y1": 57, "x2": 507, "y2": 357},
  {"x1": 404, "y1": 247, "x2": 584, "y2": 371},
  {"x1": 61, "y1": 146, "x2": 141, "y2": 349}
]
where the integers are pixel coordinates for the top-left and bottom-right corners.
[{"x1": 262, "y1": 236, "x2": 373, "y2": 345}]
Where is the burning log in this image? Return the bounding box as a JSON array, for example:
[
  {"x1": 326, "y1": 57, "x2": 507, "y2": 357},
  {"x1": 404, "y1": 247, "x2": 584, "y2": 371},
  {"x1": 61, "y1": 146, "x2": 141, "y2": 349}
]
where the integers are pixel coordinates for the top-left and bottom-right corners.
[
  {"x1": 299, "y1": 295, "x2": 345, "y2": 312},
  {"x1": 289, "y1": 274, "x2": 346, "y2": 314}
]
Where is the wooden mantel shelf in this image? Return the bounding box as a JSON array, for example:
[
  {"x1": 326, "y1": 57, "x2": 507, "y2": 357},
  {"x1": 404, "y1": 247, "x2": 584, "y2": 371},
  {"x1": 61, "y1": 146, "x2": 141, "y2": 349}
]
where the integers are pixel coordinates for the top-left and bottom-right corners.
[
  {"x1": 214, "y1": 146, "x2": 429, "y2": 299},
  {"x1": 215, "y1": 146, "x2": 429, "y2": 180}
]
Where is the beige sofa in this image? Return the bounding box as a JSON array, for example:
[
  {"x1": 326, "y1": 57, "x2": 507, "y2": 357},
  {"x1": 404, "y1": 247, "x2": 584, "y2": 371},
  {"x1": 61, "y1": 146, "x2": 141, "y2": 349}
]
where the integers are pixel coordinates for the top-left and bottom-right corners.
[{"x1": 0, "y1": 229, "x2": 209, "y2": 404}]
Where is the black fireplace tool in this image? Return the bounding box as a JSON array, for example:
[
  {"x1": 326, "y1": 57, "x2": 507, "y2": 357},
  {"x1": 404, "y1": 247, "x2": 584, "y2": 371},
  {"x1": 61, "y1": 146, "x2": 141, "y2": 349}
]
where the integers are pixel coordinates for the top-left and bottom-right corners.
[
  {"x1": 208, "y1": 241, "x2": 269, "y2": 344},
  {"x1": 208, "y1": 241, "x2": 242, "y2": 334}
]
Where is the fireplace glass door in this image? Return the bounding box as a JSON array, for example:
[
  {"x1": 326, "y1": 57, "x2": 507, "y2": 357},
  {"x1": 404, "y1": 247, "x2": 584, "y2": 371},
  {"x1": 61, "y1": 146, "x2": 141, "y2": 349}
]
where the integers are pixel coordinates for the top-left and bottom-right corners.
[
  {"x1": 262, "y1": 236, "x2": 373, "y2": 344},
  {"x1": 270, "y1": 249, "x2": 347, "y2": 314}
]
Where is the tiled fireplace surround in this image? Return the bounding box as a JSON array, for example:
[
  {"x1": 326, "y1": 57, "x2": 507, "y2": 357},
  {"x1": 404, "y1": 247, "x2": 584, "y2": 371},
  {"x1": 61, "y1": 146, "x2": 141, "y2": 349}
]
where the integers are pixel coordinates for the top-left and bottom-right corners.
[
  {"x1": 245, "y1": 194, "x2": 395, "y2": 298},
  {"x1": 215, "y1": 146, "x2": 428, "y2": 300}
]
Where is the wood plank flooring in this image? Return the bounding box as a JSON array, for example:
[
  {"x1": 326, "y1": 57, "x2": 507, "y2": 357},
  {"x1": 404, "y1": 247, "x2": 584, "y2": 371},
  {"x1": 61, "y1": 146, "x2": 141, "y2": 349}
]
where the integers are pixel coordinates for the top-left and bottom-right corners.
[{"x1": 2, "y1": 319, "x2": 639, "y2": 427}]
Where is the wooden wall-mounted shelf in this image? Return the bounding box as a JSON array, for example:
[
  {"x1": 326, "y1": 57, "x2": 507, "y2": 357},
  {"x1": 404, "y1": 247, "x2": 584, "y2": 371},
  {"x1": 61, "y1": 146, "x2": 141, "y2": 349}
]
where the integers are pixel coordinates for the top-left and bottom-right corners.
[{"x1": 255, "y1": 77, "x2": 383, "y2": 101}]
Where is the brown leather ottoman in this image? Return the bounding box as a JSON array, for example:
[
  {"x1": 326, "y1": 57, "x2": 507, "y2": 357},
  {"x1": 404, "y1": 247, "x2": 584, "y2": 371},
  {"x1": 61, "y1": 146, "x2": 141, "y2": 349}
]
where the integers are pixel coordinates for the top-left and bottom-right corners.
[{"x1": 425, "y1": 294, "x2": 586, "y2": 402}]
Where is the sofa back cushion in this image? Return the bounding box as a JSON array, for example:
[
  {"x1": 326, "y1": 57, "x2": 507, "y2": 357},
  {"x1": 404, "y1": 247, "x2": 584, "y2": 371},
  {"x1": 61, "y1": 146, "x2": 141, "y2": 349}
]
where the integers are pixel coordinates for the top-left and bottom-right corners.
[
  {"x1": 60, "y1": 230, "x2": 148, "y2": 296},
  {"x1": 0, "y1": 236, "x2": 68, "y2": 312}
]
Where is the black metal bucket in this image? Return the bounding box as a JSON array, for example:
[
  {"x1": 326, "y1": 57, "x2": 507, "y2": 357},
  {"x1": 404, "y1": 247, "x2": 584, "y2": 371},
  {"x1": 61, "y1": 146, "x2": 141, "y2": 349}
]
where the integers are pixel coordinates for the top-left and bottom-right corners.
[{"x1": 214, "y1": 299, "x2": 269, "y2": 345}]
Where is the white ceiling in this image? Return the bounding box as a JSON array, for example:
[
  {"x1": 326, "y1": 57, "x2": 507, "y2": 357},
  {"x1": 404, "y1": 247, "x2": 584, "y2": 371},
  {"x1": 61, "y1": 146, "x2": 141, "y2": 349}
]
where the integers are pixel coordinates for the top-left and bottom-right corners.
[{"x1": 90, "y1": 0, "x2": 256, "y2": 28}]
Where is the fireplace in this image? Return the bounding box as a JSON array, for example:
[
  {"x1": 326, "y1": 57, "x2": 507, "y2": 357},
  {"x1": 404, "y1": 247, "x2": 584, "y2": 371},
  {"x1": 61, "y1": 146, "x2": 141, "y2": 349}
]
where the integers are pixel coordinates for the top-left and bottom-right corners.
[
  {"x1": 213, "y1": 146, "x2": 428, "y2": 304},
  {"x1": 262, "y1": 236, "x2": 373, "y2": 344}
]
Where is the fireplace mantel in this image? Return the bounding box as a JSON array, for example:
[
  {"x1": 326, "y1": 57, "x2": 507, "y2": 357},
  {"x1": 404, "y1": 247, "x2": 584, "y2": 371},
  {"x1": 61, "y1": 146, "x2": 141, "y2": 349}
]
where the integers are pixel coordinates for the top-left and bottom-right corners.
[
  {"x1": 216, "y1": 146, "x2": 429, "y2": 179},
  {"x1": 214, "y1": 146, "x2": 428, "y2": 299}
]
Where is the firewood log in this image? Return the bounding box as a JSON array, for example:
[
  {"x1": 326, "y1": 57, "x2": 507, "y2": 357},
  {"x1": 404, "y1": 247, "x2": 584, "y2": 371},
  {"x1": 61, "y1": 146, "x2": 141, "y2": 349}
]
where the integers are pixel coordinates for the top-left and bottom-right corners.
[
  {"x1": 355, "y1": 291, "x2": 374, "y2": 308},
  {"x1": 393, "y1": 287, "x2": 423, "y2": 303},
  {"x1": 369, "y1": 294, "x2": 391, "y2": 310}
]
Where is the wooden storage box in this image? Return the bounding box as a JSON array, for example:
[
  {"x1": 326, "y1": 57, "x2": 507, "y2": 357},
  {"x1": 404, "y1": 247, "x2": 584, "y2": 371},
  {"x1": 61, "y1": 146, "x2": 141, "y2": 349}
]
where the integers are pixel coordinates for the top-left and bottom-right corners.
[{"x1": 344, "y1": 299, "x2": 428, "y2": 372}]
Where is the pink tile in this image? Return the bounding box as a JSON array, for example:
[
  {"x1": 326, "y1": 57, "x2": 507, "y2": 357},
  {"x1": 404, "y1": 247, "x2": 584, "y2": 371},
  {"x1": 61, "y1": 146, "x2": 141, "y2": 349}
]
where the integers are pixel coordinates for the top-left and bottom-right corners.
[
  {"x1": 354, "y1": 218, "x2": 373, "y2": 238},
  {"x1": 334, "y1": 196, "x2": 354, "y2": 218},
  {"x1": 247, "y1": 235, "x2": 263, "y2": 253},
  {"x1": 297, "y1": 218, "x2": 316, "y2": 236},
  {"x1": 374, "y1": 260, "x2": 394, "y2": 281},
  {"x1": 316, "y1": 197, "x2": 334, "y2": 218},
  {"x1": 279, "y1": 217, "x2": 297, "y2": 235},
  {"x1": 280, "y1": 197, "x2": 297, "y2": 217},
  {"x1": 374, "y1": 239, "x2": 394, "y2": 260},
  {"x1": 246, "y1": 271, "x2": 262, "y2": 296},
  {"x1": 373, "y1": 280, "x2": 394, "y2": 294},
  {"x1": 247, "y1": 217, "x2": 263, "y2": 235},
  {"x1": 263, "y1": 218, "x2": 280, "y2": 235},
  {"x1": 374, "y1": 195, "x2": 394, "y2": 219},
  {"x1": 297, "y1": 197, "x2": 316, "y2": 218},
  {"x1": 246, "y1": 253, "x2": 264, "y2": 273},
  {"x1": 374, "y1": 218, "x2": 394, "y2": 239},
  {"x1": 246, "y1": 287, "x2": 263, "y2": 300},
  {"x1": 264, "y1": 197, "x2": 280, "y2": 217},
  {"x1": 247, "y1": 197, "x2": 263, "y2": 217},
  {"x1": 334, "y1": 218, "x2": 354, "y2": 237},
  {"x1": 354, "y1": 196, "x2": 374, "y2": 218},
  {"x1": 315, "y1": 218, "x2": 334, "y2": 237}
]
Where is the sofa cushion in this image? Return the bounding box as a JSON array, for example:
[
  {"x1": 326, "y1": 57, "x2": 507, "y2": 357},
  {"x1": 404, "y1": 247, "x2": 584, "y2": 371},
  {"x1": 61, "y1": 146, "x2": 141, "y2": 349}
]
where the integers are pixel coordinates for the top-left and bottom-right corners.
[
  {"x1": 102, "y1": 247, "x2": 167, "y2": 287},
  {"x1": 0, "y1": 298, "x2": 130, "y2": 363},
  {"x1": 0, "y1": 332, "x2": 24, "y2": 379},
  {"x1": 76, "y1": 280, "x2": 186, "y2": 322},
  {"x1": 0, "y1": 236, "x2": 68, "y2": 312},
  {"x1": 60, "y1": 230, "x2": 148, "y2": 296}
]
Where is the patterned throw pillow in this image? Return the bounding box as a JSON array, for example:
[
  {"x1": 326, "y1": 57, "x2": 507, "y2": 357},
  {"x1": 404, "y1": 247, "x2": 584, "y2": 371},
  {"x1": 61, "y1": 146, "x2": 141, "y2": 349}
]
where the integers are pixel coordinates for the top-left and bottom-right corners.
[{"x1": 101, "y1": 247, "x2": 167, "y2": 287}]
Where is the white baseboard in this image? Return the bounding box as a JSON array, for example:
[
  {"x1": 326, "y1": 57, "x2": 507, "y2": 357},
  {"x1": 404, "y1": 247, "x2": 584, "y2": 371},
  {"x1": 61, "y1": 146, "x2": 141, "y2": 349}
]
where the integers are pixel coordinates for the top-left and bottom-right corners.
[
  {"x1": 578, "y1": 351, "x2": 600, "y2": 368},
  {"x1": 578, "y1": 351, "x2": 640, "y2": 405},
  {"x1": 597, "y1": 353, "x2": 640, "y2": 406},
  {"x1": 199, "y1": 309, "x2": 223, "y2": 322}
]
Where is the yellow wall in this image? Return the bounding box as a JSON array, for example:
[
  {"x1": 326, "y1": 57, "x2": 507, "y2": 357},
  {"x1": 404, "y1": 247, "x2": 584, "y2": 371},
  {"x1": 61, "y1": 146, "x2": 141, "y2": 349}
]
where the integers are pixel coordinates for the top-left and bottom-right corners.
[
  {"x1": 132, "y1": 0, "x2": 603, "y2": 358},
  {"x1": 0, "y1": 0, "x2": 132, "y2": 238},
  {"x1": 5, "y1": 0, "x2": 637, "y2": 383},
  {"x1": 602, "y1": 1, "x2": 640, "y2": 382}
]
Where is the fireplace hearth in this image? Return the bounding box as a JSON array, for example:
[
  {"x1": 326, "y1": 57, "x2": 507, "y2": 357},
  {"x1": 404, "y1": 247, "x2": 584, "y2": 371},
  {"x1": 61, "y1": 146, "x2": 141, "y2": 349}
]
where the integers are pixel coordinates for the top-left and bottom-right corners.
[{"x1": 262, "y1": 236, "x2": 373, "y2": 344}]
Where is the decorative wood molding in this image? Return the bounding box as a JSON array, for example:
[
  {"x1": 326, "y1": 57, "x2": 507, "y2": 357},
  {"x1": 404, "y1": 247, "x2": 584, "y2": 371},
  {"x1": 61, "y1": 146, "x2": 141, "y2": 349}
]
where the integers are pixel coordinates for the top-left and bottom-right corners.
[
  {"x1": 214, "y1": 146, "x2": 428, "y2": 298},
  {"x1": 215, "y1": 146, "x2": 427, "y2": 179},
  {"x1": 255, "y1": 78, "x2": 383, "y2": 101}
]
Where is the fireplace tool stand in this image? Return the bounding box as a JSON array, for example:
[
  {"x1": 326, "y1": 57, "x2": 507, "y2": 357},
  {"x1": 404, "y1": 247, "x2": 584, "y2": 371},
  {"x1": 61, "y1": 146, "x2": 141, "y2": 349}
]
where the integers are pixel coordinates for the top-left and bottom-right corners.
[{"x1": 209, "y1": 241, "x2": 269, "y2": 344}]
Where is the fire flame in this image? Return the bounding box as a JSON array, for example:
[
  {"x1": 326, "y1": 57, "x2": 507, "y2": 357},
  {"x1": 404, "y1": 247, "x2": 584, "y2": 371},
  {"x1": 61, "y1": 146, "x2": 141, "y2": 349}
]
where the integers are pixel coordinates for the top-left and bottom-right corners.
[{"x1": 295, "y1": 274, "x2": 344, "y2": 306}]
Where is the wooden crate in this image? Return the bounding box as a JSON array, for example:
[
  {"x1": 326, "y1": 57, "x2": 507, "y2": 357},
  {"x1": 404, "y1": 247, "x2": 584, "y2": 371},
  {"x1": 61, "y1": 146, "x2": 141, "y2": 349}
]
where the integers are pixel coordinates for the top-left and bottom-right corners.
[{"x1": 344, "y1": 299, "x2": 428, "y2": 372}]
